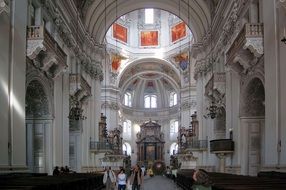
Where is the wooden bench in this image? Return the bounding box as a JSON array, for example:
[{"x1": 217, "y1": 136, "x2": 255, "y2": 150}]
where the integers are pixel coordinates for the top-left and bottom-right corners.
[
  {"x1": 176, "y1": 171, "x2": 286, "y2": 190},
  {"x1": 0, "y1": 173, "x2": 104, "y2": 190}
]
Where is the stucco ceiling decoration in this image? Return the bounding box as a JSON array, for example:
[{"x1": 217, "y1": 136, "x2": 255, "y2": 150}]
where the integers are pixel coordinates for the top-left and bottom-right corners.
[
  {"x1": 139, "y1": 73, "x2": 161, "y2": 80},
  {"x1": 83, "y1": 0, "x2": 211, "y2": 43},
  {"x1": 118, "y1": 58, "x2": 180, "y2": 89}
]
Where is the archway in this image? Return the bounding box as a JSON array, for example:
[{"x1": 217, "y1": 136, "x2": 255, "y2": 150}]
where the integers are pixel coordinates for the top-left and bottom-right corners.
[
  {"x1": 25, "y1": 80, "x2": 53, "y2": 173},
  {"x1": 83, "y1": 0, "x2": 211, "y2": 43},
  {"x1": 240, "y1": 77, "x2": 265, "y2": 176},
  {"x1": 123, "y1": 142, "x2": 132, "y2": 156},
  {"x1": 170, "y1": 142, "x2": 178, "y2": 155}
]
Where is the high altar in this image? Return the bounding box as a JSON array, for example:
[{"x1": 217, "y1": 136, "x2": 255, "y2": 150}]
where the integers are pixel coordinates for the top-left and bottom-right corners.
[{"x1": 136, "y1": 121, "x2": 165, "y2": 165}]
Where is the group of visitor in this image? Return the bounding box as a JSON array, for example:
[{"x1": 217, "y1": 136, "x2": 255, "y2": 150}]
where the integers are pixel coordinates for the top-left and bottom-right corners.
[
  {"x1": 52, "y1": 166, "x2": 71, "y2": 176},
  {"x1": 103, "y1": 164, "x2": 144, "y2": 190},
  {"x1": 103, "y1": 164, "x2": 212, "y2": 190}
]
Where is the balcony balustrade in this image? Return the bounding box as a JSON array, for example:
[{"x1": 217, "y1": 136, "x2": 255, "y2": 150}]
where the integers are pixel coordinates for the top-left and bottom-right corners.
[
  {"x1": 90, "y1": 141, "x2": 114, "y2": 153},
  {"x1": 210, "y1": 139, "x2": 234, "y2": 154}
]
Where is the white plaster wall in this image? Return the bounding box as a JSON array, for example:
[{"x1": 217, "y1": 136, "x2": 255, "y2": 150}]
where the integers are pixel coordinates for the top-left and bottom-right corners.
[
  {"x1": 0, "y1": 0, "x2": 28, "y2": 170},
  {"x1": 0, "y1": 7, "x2": 10, "y2": 167},
  {"x1": 277, "y1": 2, "x2": 286, "y2": 167}
]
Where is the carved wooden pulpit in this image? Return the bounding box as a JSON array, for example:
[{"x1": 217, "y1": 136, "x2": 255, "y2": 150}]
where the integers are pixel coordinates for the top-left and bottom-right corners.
[{"x1": 136, "y1": 121, "x2": 165, "y2": 164}]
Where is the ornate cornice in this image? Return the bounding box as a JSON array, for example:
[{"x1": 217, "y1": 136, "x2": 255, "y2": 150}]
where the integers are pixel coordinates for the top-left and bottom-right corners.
[
  {"x1": 26, "y1": 26, "x2": 67, "y2": 79},
  {"x1": 41, "y1": 0, "x2": 106, "y2": 80},
  {"x1": 205, "y1": 72, "x2": 226, "y2": 103},
  {"x1": 278, "y1": 0, "x2": 286, "y2": 11},
  {"x1": 26, "y1": 39, "x2": 46, "y2": 60},
  {"x1": 181, "y1": 100, "x2": 197, "y2": 111},
  {"x1": 194, "y1": 58, "x2": 212, "y2": 80},
  {"x1": 101, "y1": 101, "x2": 119, "y2": 110},
  {"x1": 83, "y1": 60, "x2": 103, "y2": 81},
  {"x1": 244, "y1": 38, "x2": 264, "y2": 57},
  {"x1": 226, "y1": 23, "x2": 264, "y2": 75},
  {"x1": 70, "y1": 74, "x2": 91, "y2": 103},
  {"x1": 0, "y1": 0, "x2": 9, "y2": 15}
]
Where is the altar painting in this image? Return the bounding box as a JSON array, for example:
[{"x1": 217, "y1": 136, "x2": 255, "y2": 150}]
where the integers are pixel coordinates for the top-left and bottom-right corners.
[
  {"x1": 171, "y1": 22, "x2": 186, "y2": 42},
  {"x1": 140, "y1": 31, "x2": 158, "y2": 46},
  {"x1": 146, "y1": 145, "x2": 156, "y2": 160},
  {"x1": 113, "y1": 23, "x2": 127, "y2": 43}
]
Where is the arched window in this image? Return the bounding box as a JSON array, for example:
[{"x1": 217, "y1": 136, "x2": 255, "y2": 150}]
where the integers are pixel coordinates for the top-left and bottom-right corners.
[
  {"x1": 170, "y1": 120, "x2": 179, "y2": 134},
  {"x1": 124, "y1": 92, "x2": 132, "y2": 107},
  {"x1": 144, "y1": 95, "x2": 157, "y2": 108},
  {"x1": 145, "y1": 9, "x2": 154, "y2": 24},
  {"x1": 170, "y1": 143, "x2": 178, "y2": 155},
  {"x1": 123, "y1": 120, "x2": 131, "y2": 136},
  {"x1": 170, "y1": 92, "x2": 177, "y2": 107},
  {"x1": 122, "y1": 142, "x2": 132, "y2": 156}
]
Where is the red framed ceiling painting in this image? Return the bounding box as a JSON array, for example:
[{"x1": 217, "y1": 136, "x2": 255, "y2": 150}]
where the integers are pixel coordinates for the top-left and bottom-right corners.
[
  {"x1": 171, "y1": 22, "x2": 186, "y2": 43},
  {"x1": 140, "y1": 31, "x2": 159, "y2": 47},
  {"x1": 113, "y1": 23, "x2": 127, "y2": 43}
]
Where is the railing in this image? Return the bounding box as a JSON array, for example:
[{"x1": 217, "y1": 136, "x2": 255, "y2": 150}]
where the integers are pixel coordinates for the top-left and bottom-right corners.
[
  {"x1": 210, "y1": 139, "x2": 234, "y2": 153},
  {"x1": 245, "y1": 23, "x2": 263, "y2": 37},
  {"x1": 27, "y1": 25, "x2": 67, "y2": 66},
  {"x1": 226, "y1": 23, "x2": 263, "y2": 64},
  {"x1": 186, "y1": 140, "x2": 208, "y2": 151},
  {"x1": 121, "y1": 104, "x2": 180, "y2": 117},
  {"x1": 90, "y1": 141, "x2": 113, "y2": 152},
  {"x1": 27, "y1": 26, "x2": 44, "y2": 39}
]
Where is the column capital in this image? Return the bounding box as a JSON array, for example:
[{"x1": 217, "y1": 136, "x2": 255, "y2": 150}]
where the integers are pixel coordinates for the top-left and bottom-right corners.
[
  {"x1": 89, "y1": 60, "x2": 103, "y2": 81},
  {"x1": 93, "y1": 44, "x2": 106, "y2": 61}
]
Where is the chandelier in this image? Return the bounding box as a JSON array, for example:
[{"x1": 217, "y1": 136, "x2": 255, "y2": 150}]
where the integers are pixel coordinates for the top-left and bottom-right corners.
[
  {"x1": 68, "y1": 6, "x2": 86, "y2": 122},
  {"x1": 207, "y1": 101, "x2": 217, "y2": 119},
  {"x1": 282, "y1": 28, "x2": 286, "y2": 44},
  {"x1": 206, "y1": 6, "x2": 218, "y2": 120}
]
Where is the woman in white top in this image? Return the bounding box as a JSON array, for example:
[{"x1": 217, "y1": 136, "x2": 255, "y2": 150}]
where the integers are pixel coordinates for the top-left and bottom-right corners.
[{"x1": 117, "y1": 168, "x2": 127, "y2": 190}]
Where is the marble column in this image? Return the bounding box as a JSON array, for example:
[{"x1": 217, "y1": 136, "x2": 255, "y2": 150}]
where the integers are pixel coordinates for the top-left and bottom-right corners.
[
  {"x1": 262, "y1": 0, "x2": 280, "y2": 168},
  {"x1": 90, "y1": 60, "x2": 103, "y2": 141},
  {"x1": 225, "y1": 68, "x2": 241, "y2": 167},
  {"x1": 53, "y1": 71, "x2": 70, "y2": 168},
  {"x1": 217, "y1": 153, "x2": 226, "y2": 173},
  {"x1": 89, "y1": 60, "x2": 103, "y2": 169}
]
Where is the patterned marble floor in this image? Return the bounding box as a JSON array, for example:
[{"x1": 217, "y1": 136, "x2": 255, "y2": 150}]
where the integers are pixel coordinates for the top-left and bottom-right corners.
[
  {"x1": 103, "y1": 175, "x2": 182, "y2": 190},
  {"x1": 141, "y1": 175, "x2": 182, "y2": 190}
]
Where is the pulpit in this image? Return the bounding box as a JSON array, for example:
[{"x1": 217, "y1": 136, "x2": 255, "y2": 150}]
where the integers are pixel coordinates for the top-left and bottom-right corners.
[{"x1": 136, "y1": 121, "x2": 165, "y2": 165}]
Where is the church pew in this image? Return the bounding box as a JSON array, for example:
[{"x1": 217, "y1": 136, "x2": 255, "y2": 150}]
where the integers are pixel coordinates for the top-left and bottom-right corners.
[
  {"x1": 0, "y1": 173, "x2": 104, "y2": 190},
  {"x1": 176, "y1": 171, "x2": 286, "y2": 190}
]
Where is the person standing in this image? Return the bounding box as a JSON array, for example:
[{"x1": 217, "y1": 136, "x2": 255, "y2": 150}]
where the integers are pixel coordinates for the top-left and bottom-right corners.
[
  {"x1": 130, "y1": 165, "x2": 144, "y2": 190},
  {"x1": 103, "y1": 167, "x2": 116, "y2": 190},
  {"x1": 140, "y1": 165, "x2": 146, "y2": 176},
  {"x1": 117, "y1": 168, "x2": 127, "y2": 190}
]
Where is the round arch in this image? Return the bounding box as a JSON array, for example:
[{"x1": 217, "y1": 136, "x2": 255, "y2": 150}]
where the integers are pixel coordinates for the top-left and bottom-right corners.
[
  {"x1": 170, "y1": 142, "x2": 178, "y2": 155},
  {"x1": 122, "y1": 142, "x2": 132, "y2": 156},
  {"x1": 26, "y1": 71, "x2": 54, "y2": 118},
  {"x1": 117, "y1": 58, "x2": 181, "y2": 88},
  {"x1": 84, "y1": 0, "x2": 211, "y2": 43},
  {"x1": 120, "y1": 71, "x2": 180, "y2": 94},
  {"x1": 241, "y1": 77, "x2": 265, "y2": 117}
]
